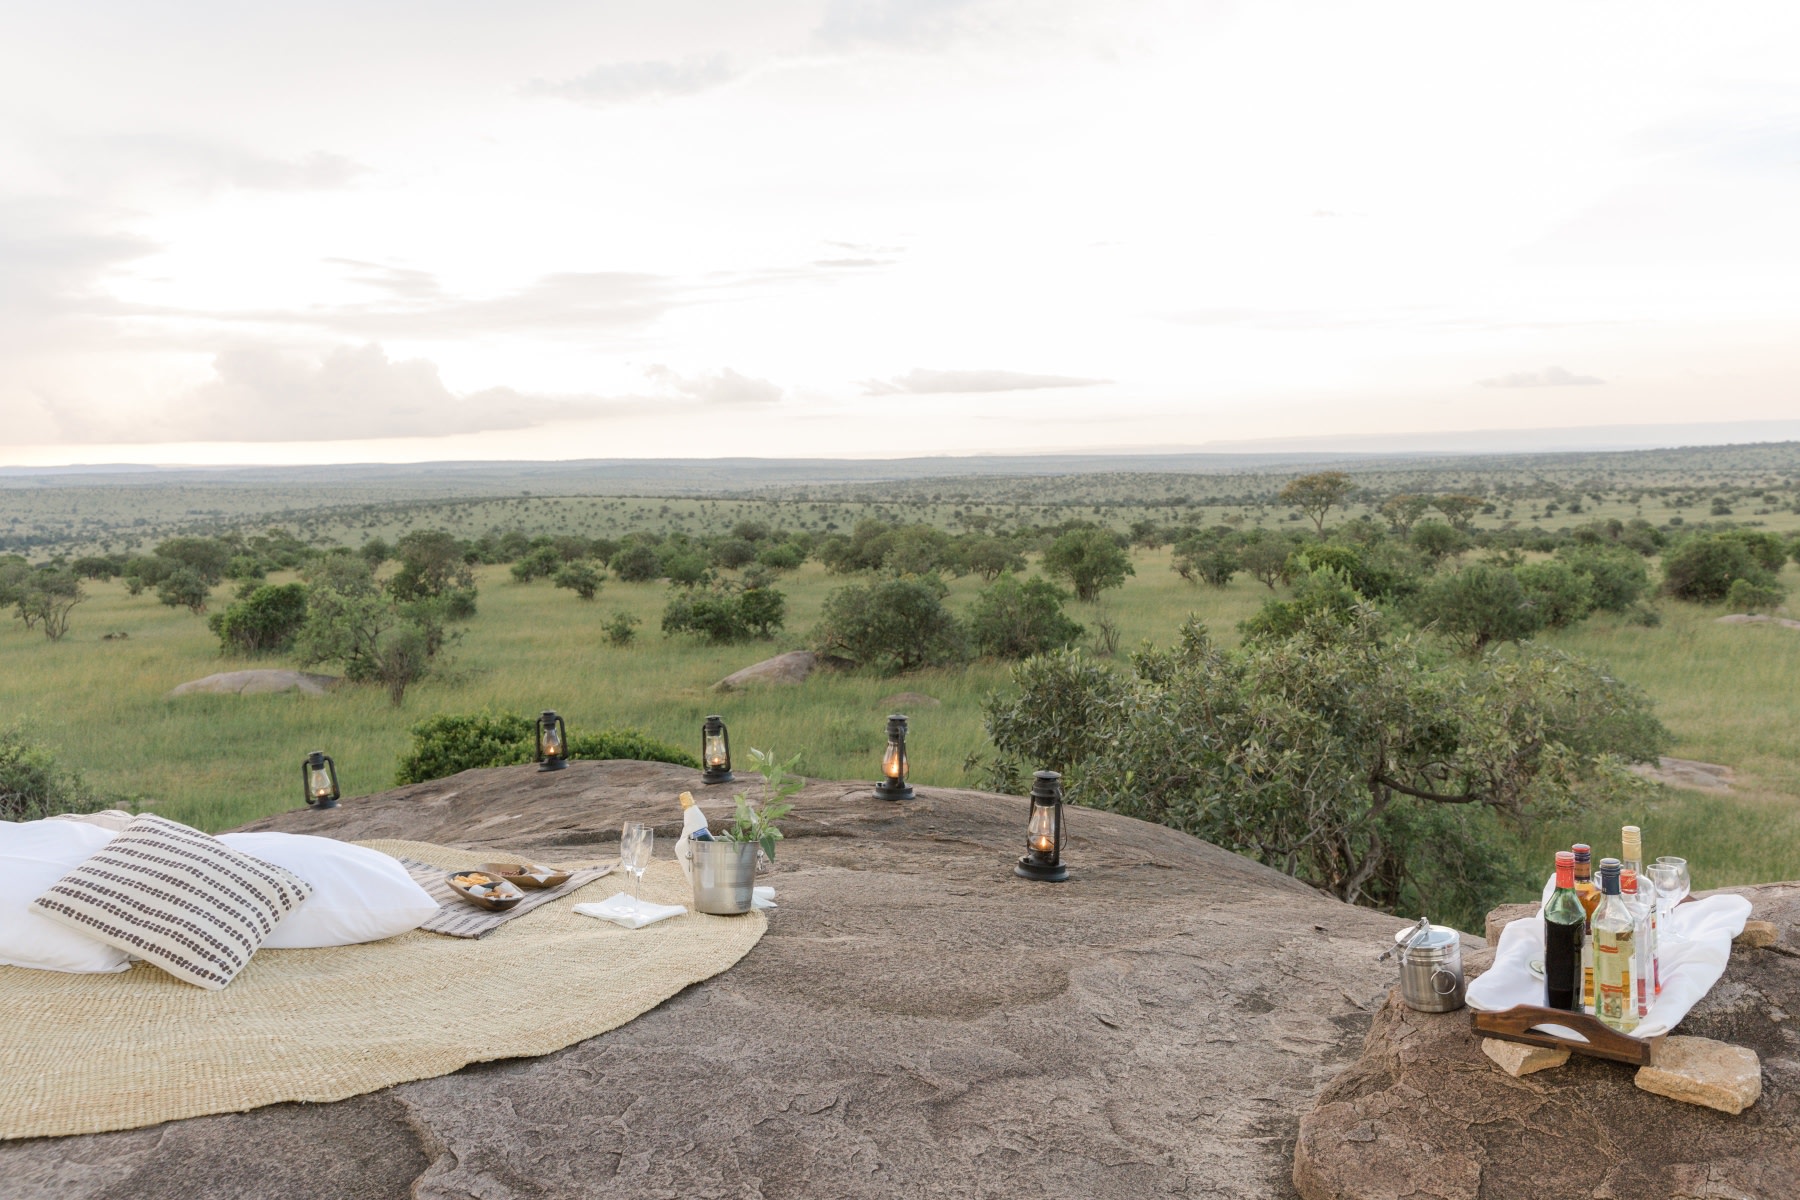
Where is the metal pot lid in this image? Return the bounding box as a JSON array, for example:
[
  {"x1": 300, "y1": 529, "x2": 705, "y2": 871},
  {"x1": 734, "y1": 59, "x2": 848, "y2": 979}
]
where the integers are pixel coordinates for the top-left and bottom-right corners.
[{"x1": 1393, "y1": 921, "x2": 1459, "y2": 949}]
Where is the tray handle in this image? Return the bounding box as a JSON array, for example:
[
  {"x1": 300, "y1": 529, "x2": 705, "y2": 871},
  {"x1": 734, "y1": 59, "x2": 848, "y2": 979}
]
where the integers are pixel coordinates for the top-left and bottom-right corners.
[{"x1": 1470, "y1": 1005, "x2": 1662, "y2": 1066}]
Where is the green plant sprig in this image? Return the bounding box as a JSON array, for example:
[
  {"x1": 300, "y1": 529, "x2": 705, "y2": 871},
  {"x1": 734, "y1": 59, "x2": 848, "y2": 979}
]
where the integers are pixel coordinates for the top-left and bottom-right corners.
[{"x1": 723, "y1": 747, "x2": 801, "y2": 860}]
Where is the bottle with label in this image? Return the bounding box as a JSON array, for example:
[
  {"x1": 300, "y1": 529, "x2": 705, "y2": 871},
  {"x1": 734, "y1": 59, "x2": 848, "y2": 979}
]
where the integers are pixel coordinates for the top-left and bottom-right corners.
[
  {"x1": 1592, "y1": 858, "x2": 1638, "y2": 1033},
  {"x1": 1571, "y1": 844, "x2": 1602, "y2": 1013},
  {"x1": 673, "y1": 791, "x2": 712, "y2": 884},
  {"x1": 1620, "y1": 867, "x2": 1654, "y2": 1018},
  {"x1": 1543, "y1": 851, "x2": 1585, "y2": 1013},
  {"x1": 1620, "y1": 825, "x2": 1660, "y2": 997}
]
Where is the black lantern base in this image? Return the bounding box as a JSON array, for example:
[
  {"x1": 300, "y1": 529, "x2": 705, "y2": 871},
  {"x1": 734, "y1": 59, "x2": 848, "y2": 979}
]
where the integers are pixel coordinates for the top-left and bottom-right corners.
[
  {"x1": 702, "y1": 767, "x2": 734, "y2": 785},
  {"x1": 873, "y1": 779, "x2": 914, "y2": 802},
  {"x1": 538, "y1": 759, "x2": 567, "y2": 772},
  {"x1": 308, "y1": 797, "x2": 339, "y2": 810},
  {"x1": 1014, "y1": 855, "x2": 1068, "y2": 882}
]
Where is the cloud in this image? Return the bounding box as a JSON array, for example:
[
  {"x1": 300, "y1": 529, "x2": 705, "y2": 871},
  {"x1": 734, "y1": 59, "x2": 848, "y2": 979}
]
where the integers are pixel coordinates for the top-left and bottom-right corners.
[
  {"x1": 324, "y1": 257, "x2": 446, "y2": 301},
  {"x1": 860, "y1": 368, "x2": 1109, "y2": 395},
  {"x1": 1477, "y1": 365, "x2": 1606, "y2": 388},
  {"x1": 47, "y1": 135, "x2": 363, "y2": 194},
  {"x1": 645, "y1": 364, "x2": 783, "y2": 406},
  {"x1": 522, "y1": 55, "x2": 739, "y2": 107},
  {"x1": 127, "y1": 343, "x2": 611, "y2": 442},
  {"x1": 817, "y1": 0, "x2": 985, "y2": 49}
]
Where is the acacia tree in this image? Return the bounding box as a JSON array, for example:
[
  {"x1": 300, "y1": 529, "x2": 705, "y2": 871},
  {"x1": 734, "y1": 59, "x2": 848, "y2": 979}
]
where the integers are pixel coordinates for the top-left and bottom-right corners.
[
  {"x1": 984, "y1": 608, "x2": 1666, "y2": 926},
  {"x1": 1042, "y1": 528, "x2": 1134, "y2": 602},
  {"x1": 295, "y1": 555, "x2": 448, "y2": 706},
  {"x1": 6, "y1": 569, "x2": 86, "y2": 641},
  {"x1": 1279, "y1": 471, "x2": 1353, "y2": 535}
]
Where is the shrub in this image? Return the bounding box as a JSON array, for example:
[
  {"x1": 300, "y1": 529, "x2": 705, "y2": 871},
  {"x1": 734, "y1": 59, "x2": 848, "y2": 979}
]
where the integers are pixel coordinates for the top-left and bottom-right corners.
[
  {"x1": 154, "y1": 537, "x2": 232, "y2": 585},
  {"x1": 755, "y1": 542, "x2": 807, "y2": 572},
  {"x1": 1411, "y1": 521, "x2": 1473, "y2": 566},
  {"x1": 69, "y1": 556, "x2": 120, "y2": 580},
  {"x1": 964, "y1": 536, "x2": 1026, "y2": 582},
  {"x1": 1042, "y1": 528, "x2": 1134, "y2": 602},
  {"x1": 394, "y1": 711, "x2": 697, "y2": 785},
  {"x1": 612, "y1": 543, "x2": 663, "y2": 582},
  {"x1": 156, "y1": 567, "x2": 212, "y2": 615},
  {"x1": 1514, "y1": 560, "x2": 1594, "y2": 629},
  {"x1": 553, "y1": 562, "x2": 604, "y2": 600},
  {"x1": 661, "y1": 583, "x2": 786, "y2": 643},
  {"x1": 5, "y1": 567, "x2": 86, "y2": 641},
  {"x1": 814, "y1": 575, "x2": 967, "y2": 673},
  {"x1": 0, "y1": 725, "x2": 114, "y2": 821},
  {"x1": 660, "y1": 549, "x2": 713, "y2": 588},
  {"x1": 603, "y1": 610, "x2": 641, "y2": 647},
  {"x1": 1557, "y1": 547, "x2": 1649, "y2": 613},
  {"x1": 1171, "y1": 533, "x2": 1239, "y2": 587},
  {"x1": 966, "y1": 574, "x2": 1084, "y2": 659},
  {"x1": 712, "y1": 538, "x2": 758, "y2": 570},
  {"x1": 1412, "y1": 563, "x2": 1543, "y2": 651},
  {"x1": 1726, "y1": 577, "x2": 1786, "y2": 614},
  {"x1": 208, "y1": 582, "x2": 309, "y2": 655},
  {"x1": 511, "y1": 546, "x2": 563, "y2": 583},
  {"x1": 1661, "y1": 534, "x2": 1777, "y2": 602},
  {"x1": 388, "y1": 530, "x2": 476, "y2": 602}
]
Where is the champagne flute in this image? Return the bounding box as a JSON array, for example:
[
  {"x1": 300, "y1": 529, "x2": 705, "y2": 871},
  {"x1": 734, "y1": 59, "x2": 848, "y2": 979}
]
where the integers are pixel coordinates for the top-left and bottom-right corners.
[
  {"x1": 630, "y1": 827, "x2": 654, "y2": 913},
  {"x1": 1649, "y1": 857, "x2": 1690, "y2": 943},
  {"x1": 620, "y1": 822, "x2": 647, "y2": 913}
]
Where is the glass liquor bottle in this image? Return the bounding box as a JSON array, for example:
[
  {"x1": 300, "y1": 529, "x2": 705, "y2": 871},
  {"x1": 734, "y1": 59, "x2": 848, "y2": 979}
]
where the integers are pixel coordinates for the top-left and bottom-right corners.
[
  {"x1": 1592, "y1": 858, "x2": 1638, "y2": 1033},
  {"x1": 1620, "y1": 867, "x2": 1654, "y2": 1018},
  {"x1": 1543, "y1": 851, "x2": 1585, "y2": 1013},
  {"x1": 1571, "y1": 844, "x2": 1601, "y2": 1013},
  {"x1": 1620, "y1": 825, "x2": 1660, "y2": 997}
]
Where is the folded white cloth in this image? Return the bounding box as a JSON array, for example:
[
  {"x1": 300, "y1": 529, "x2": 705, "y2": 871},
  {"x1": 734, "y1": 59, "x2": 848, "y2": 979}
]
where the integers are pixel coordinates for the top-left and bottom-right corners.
[
  {"x1": 573, "y1": 893, "x2": 688, "y2": 930},
  {"x1": 753, "y1": 886, "x2": 776, "y2": 910},
  {"x1": 1466, "y1": 893, "x2": 1752, "y2": 1039}
]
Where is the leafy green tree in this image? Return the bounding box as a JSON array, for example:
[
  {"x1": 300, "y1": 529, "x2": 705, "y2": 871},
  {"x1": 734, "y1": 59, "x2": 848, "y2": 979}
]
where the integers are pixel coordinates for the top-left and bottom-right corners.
[
  {"x1": 1431, "y1": 494, "x2": 1485, "y2": 532},
  {"x1": 813, "y1": 575, "x2": 967, "y2": 673},
  {"x1": 1380, "y1": 494, "x2": 1432, "y2": 536},
  {"x1": 1240, "y1": 562, "x2": 1365, "y2": 644},
  {"x1": 8, "y1": 569, "x2": 86, "y2": 641},
  {"x1": 755, "y1": 541, "x2": 807, "y2": 573},
  {"x1": 510, "y1": 545, "x2": 563, "y2": 583},
  {"x1": 1042, "y1": 528, "x2": 1134, "y2": 602},
  {"x1": 208, "y1": 583, "x2": 309, "y2": 655},
  {"x1": 296, "y1": 556, "x2": 448, "y2": 706},
  {"x1": 1720, "y1": 530, "x2": 1790, "y2": 574},
  {"x1": 0, "y1": 725, "x2": 113, "y2": 821},
  {"x1": 611, "y1": 542, "x2": 663, "y2": 582},
  {"x1": 1171, "y1": 531, "x2": 1240, "y2": 587},
  {"x1": 359, "y1": 537, "x2": 392, "y2": 568},
  {"x1": 712, "y1": 538, "x2": 758, "y2": 570},
  {"x1": 1661, "y1": 534, "x2": 1778, "y2": 602},
  {"x1": 661, "y1": 582, "x2": 786, "y2": 643},
  {"x1": 1238, "y1": 535, "x2": 1293, "y2": 590},
  {"x1": 1556, "y1": 547, "x2": 1649, "y2": 613},
  {"x1": 154, "y1": 537, "x2": 232, "y2": 585},
  {"x1": 553, "y1": 562, "x2": 605, "y2": 600},
  {"x1": 1726, "y1": 577, "x2": 1786, "y2": 614},
  {"x1": 1279, "y1": 471, "x2": 1354, "y2": 535},
  {"x1": 1410, "y1": 520, "x2": 1472, "y2": 566},
  {"x1": 966, "y1": 574, "x2": 1084, "y2": 659},
  {"x1": 659, "y1": 545, "x2": 713, "y2": 588},
  {"x1": 388, "y1": 530, "x2": 475, "y2": 602},
  {"x1": 69, "y1": 556, "x2": 121, "y2": 580},
  {"x1": 964, "y1": 536, "x2": 1026, "y2": 582},
  {"x1": 1412, "y1": 563, "x2": 1543, "y2": 652},
  {"x1": 1514, "y1": 560, "x2": 1595, "y2": 629},
  {"x1": 984, "y1": 610, "x2": 1667, "y2": 927},
  {"x1": 157, "y1": 567, "x2": 212, "y2": 615}
]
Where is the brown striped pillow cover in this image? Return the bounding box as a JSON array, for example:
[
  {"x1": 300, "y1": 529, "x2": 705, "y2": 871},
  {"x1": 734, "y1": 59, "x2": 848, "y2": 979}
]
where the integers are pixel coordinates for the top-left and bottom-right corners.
[{"x1": 29, "y1": 814, "x2": 312, "y2": 990}]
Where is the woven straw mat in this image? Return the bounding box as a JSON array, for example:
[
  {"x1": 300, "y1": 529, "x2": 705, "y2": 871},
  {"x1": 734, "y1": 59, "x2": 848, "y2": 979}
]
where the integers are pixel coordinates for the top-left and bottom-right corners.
[{"x1": 0, "y1": 841, "x2": 766, "y2": 1140}]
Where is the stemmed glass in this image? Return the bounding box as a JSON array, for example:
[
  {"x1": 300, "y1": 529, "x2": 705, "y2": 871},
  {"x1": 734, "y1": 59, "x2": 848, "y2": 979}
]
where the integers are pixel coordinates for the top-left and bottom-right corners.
[
  {"x1": 1649, "y1": 856, "x2": 1690, "y2": 943},
  {"x1": 620, "y1": 821, "x2": 653, "y2": 914}
]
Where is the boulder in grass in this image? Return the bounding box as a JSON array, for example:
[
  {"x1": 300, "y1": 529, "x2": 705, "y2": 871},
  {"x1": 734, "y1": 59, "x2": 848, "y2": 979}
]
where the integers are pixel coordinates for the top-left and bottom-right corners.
[
  {"x1": 712, "y1": 650, "x2": 817, "y2": 691},
  {"x1": 167, "y1": 670, "x2": 340, "y2": 698}
]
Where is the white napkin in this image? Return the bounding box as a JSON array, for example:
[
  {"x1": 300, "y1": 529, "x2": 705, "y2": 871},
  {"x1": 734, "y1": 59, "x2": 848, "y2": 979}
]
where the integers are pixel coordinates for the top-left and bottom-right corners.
[
  {"x1": 1465, "y1": 893, "x2": 1753, "y2": 1039},
  {"x1": 753, "y1": 886, "x2": 776, "y2": 910},
  {"x1": 573, "y1": 892, "x2": 688, "y2": 930}
]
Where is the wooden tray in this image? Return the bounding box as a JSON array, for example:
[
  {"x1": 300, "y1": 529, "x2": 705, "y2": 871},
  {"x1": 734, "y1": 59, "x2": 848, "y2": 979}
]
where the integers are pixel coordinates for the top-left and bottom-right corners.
[
  {"x1": 446, "y1": 871, "x2": 526, "y2": 911},
  {"x1": 1471, "y1": 1005, "x2": 1664, "y2": 1066},
  {"x1": 480, "y1": 862, "x2": 571, "y2": 889}
]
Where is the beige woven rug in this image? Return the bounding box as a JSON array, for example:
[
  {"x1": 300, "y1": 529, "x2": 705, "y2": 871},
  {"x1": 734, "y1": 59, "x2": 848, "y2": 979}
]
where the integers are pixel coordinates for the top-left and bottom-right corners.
[{"x1": 0, "y1": 841, "x2": 766, "y2": 1140}]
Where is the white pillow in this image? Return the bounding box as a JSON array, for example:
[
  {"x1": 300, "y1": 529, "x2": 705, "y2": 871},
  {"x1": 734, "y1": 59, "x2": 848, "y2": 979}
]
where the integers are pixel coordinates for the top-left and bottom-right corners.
[
  {"x1": 0, "y1": 820, "x2": 133, "y2": 974},
  {"x1": 217, "y1": 833, "x2": 439, "y2": 948}
]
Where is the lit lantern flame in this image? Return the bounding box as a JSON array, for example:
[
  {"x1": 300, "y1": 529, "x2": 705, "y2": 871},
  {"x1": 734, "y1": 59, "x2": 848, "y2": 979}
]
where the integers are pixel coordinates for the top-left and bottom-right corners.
[
  {"x1": 883, "y1": 741, "x2": 905, "y2": 781},
  {"x1": 309, "y1": 767, "x2": 334, "y2": 799}
]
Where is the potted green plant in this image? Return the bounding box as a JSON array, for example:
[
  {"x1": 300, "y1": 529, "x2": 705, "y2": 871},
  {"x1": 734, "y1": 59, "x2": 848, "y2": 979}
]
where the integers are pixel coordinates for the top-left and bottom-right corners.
[{"x1": 690, "y1": 749, "x2": 798, "y2": 915}]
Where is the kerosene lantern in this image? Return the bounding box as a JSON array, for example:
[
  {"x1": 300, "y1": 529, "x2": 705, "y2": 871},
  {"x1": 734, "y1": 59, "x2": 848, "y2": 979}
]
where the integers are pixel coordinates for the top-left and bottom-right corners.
[
  {"x1": 302, "y1": 750, "x2": 340, "y2": 810},
  {"x1": 535, "y1": 710, "x2": 568, "y2": 772},
  {"x1": 874, "y1": 714, "x2": 914, "y2": 801},
  {"x1": 701, "y1": 715, "x2": 733, "y2": 784},
  {"x1": 1014, "y1": 770, "x2": 1069, "y2": 882}
]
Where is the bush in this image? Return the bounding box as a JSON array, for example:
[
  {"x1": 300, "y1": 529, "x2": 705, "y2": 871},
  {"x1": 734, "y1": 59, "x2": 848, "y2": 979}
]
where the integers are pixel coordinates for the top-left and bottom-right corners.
[
  {"x1": 0, "y1": 726, "x2": 113, "y2": 821},
  {"x1": 394, "y1": 711, "x2": 698, "y2": 785},
  {"x1": 814, "y1": 575, "x2": 967, "y2": 673},
  {"x1": 154, "y1": 537, "x2": 232, "y2": 585},
  {"x1": 1662, "y1": 534, "x2": 1777, "y2": 602},
  {"x1": 156, "y1": 567, "x2": 212, "y2": 615},
  {"x1": 612, "y1": 543, "x2": 663, "y2": 582},
  {"x1": 1171, "y1": 533, "x2": 1239, "y2": 587},
  {"x1": 1413, "y1": 563, "x2": 1543, "y2": 651},
  {"x1": 208, "y1": 582, "x2": 309, "y2": 655},
  {"x1": 1726, "y1": 577, "x2": 1786, "y2": 614},
  {"x1": 511, "y1": 546, "x2": 563, "y2": 583},
  {"x1": 603, "y1": 610, "x2": 641, "y2": 647},
  {"x1": 967, "y1": 574, "x2": 1084, "y2": 659},
  {"x1": 712, "y1": 538, "x2": 758, "y2": 570},
  {"x1": 1557, "y1": 547, "x2": 1649, "y2": 613},
  {"x1": 1042, "y1": 528, "x2": 1134, "y2": 602},
  {"x1": 553, "y1": 562, "x2": 604, "y2": 600},
  {"x1": 1514, "y1": 560, "x2": 1594, "y2": 629},
  {"x1": 755, "y1": 542, "x2": 807, "y2": 573},
  {"x1": 661, "y1": 583, "x2": 786, "y2": 643}
]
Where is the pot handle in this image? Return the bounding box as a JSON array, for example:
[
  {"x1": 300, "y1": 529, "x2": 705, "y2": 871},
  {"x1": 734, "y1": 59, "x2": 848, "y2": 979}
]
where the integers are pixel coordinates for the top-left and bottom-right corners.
[{"x1": 1431, "y1": 968, "x2": 1461, "y2": 996}]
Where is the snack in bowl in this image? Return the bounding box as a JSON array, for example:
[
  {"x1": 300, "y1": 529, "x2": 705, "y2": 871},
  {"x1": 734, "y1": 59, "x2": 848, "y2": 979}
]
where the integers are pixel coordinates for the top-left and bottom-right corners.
[
  {"x1": 446, "y1": 870, "x2": 526, "y2": 910},
  {"x1": 480, "y1": 861, "x2": 572, "y2": 889}
]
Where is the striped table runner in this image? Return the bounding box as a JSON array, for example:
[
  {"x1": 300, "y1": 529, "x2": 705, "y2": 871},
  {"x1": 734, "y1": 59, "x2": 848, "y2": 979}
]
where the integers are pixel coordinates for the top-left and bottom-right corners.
[{"x1": 399, "y1": 859, "x2": 615, "y2": 938}]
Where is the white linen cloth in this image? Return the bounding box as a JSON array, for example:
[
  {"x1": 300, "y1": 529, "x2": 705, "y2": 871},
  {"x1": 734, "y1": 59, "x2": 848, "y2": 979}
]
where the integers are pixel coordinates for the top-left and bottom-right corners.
[
  {"x1": 1465, "y1": 893, "x2": 1752, "y2": 1039},
  {"x1": 574, "y1": 892, "x2": 688, "y2": 930},
  {"x1": 752, "y1": 886, "x2": 776, "y2": 910}
]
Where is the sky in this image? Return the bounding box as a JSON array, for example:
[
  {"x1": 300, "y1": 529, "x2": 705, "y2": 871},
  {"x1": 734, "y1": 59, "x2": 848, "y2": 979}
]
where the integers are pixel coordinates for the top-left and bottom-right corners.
[{"x1": 2, "y1": 0, "x2": 1798, "y2": 466}]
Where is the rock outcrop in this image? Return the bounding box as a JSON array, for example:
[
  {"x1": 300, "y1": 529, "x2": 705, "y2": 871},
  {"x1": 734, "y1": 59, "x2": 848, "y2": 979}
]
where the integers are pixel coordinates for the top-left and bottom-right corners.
[
  {"x1": 5, "y1": 760, "x2": 1408, "y2": 1200},
  {"x1": 712, "y1": 650, "x2": 817, "y2": 690},
  {"x1": 1294, "y1": 883, "x2": 1800, "y2": 1200},
  {"x1": 1628, "y1": 755, "x2": 1736, "y2": 792},
  {"x1": 165, "y1": 670, "x2": 339, "y2": 698}
]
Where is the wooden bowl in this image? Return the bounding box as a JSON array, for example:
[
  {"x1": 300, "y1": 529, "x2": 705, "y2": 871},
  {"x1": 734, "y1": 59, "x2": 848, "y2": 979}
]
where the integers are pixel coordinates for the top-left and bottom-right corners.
[
  {"x1": 480, "y1": 862, "x2": 572, "y2": 890},
  {"x1": 446, "y1": 871, "x2": 526, "y2": 911}
]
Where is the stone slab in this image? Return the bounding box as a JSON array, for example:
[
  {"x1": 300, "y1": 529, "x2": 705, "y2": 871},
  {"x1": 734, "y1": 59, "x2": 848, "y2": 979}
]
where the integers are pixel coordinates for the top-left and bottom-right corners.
[
  {"x1": 712, "y1": 649, "x2": 816, "y2": 691},
  {"x1": 165, "y1": 670, "x2": 338, "y2": 698},
  {"x1": 1636, "y1": 1036, "x2": 1763, "y2": 1114},
  {"x1": 1480, "y1": 1037, "x2": 1569, "y2": 1077}
]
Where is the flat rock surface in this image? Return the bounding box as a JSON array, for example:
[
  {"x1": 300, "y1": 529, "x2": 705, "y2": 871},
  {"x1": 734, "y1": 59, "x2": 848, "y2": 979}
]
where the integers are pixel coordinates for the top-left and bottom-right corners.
[
  {"x1": 1295, "y1": 882, "x2": 1800, "y2": 1200},
  {"x1": 1716, "y1": 613, "x2": 1800, "y2": 629},
  {"x1": 712, "y1": 649, "x2": 817, "y2": 690},
  {"x1": 165, "y1": 669, "x2": 339, "y2": 697},
  {"x1": 1628, "y1": 755, "x2": 1736, "y2": 792},
  {"x1": 4, "y1": 760, "x2": 1407, "y2": 1199}
]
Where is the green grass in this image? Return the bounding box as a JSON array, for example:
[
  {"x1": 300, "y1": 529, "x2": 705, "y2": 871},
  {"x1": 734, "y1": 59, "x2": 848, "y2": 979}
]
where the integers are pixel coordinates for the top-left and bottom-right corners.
[{"x1": 3, "y1": 551, "x2": 1797, "y2": 910}]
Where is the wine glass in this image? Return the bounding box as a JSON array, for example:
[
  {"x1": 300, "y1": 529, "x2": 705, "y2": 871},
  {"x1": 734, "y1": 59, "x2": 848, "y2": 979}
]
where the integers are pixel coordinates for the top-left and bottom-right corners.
[
  {"x1": 1649, "y1": 857, "x2": 1690, "y2": 943},
  {"x1": 628, "y1": 824, "x2": 654, "y2": 914},
  {"x1": 620, "y1": 822, "x2": 647, "y2": 913}
]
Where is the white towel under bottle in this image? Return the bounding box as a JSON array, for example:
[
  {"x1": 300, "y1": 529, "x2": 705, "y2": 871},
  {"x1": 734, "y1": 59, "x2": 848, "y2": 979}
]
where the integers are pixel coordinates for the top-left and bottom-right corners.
[{"x1": 674, "y1": 791, "x2": 710, "y2": 884}]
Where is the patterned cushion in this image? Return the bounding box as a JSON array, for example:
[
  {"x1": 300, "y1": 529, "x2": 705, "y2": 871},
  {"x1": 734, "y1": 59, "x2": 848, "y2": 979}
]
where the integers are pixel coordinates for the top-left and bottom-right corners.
[{"x1": 29, "y1": 814, "x2": 313, "y2": 990}]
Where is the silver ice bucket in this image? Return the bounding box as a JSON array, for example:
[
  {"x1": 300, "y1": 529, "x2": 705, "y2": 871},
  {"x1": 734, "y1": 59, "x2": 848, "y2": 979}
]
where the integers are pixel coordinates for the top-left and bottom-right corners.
[
  {"x1": 1392, "y1": 920, "x2": 1466, "y2": 1013},
  {"x1": 690, "y1": 839, "x2": 758, "y2": 915}
]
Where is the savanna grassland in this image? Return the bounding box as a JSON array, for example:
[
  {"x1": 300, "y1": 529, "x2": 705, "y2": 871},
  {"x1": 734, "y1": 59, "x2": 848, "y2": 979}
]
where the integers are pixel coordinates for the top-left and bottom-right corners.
[{"x1": 4, "y1": 445, "x2": 1800, "y2": 912}]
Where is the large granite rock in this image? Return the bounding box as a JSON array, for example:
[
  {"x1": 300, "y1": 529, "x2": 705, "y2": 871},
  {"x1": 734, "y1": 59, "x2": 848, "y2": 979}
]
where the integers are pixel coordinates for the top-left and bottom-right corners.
[
  {"x1": 166, "y1": 670, "x2": 339, "y2": 698},
  {"x1": 5, "y1": 760, "x2": 1409, "y2": 1200},
  {"x1": 712, "y1": 650, "x2": 818, "y2": 691},
  {"x1": 1294, "y1": 883, "x2": 1800, "y2": 1200}
]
